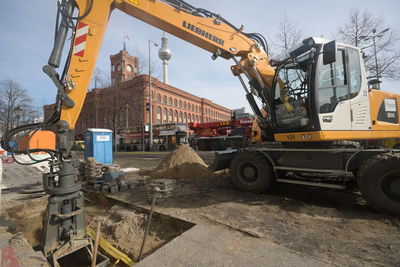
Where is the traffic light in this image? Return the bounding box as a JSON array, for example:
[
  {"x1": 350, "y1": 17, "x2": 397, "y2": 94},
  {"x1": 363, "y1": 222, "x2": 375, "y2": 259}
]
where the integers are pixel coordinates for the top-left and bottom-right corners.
[{"x1": 146, "y1": 102, "x2": 150, "y2": 112}]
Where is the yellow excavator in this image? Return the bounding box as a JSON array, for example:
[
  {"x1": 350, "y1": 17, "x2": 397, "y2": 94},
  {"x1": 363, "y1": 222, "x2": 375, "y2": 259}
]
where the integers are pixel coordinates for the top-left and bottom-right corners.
[{"x1": 2, "y1": 0, "x2": 399, "y2": 264}]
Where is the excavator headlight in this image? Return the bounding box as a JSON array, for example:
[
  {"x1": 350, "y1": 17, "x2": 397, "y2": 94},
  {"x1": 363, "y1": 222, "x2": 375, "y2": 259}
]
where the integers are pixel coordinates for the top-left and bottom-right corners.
[{"x1": 303, "y1": 37, "x2": 316, "y2": 47}]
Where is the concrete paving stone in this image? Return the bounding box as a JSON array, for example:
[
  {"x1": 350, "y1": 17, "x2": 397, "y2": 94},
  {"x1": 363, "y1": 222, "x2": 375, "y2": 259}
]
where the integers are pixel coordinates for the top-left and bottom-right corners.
[{"x1": 137, "y1": 224, "x2": 330, "y2": 267}]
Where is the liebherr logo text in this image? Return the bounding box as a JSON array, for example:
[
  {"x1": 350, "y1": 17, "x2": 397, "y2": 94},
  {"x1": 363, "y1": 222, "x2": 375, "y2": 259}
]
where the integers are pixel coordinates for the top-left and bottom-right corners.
[{"x1": 182, "y1": 21, "x2": 225, "y2": 46}]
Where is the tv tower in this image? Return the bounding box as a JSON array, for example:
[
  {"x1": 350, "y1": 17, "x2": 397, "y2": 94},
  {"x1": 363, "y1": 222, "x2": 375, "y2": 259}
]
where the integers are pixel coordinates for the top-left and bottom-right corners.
[{"x1": 158, "y1": 33, "x2": 172, "y2": 84}]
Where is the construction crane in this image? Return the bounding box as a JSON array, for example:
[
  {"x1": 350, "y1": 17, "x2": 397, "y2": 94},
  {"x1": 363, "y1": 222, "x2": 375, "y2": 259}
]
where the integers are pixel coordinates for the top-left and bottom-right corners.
[{"x1": 1, "y1": 0, "x2": 399, "y2": 264}]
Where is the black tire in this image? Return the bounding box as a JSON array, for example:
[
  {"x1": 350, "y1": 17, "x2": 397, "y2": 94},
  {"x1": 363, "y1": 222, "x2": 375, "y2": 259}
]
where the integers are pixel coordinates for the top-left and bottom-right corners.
[
  {"x1": 358, "y1": 153, "x2": 400, "y2": 216},
  {"x1": 229, "y1": 151, "x2": 275, "y2": 193}
]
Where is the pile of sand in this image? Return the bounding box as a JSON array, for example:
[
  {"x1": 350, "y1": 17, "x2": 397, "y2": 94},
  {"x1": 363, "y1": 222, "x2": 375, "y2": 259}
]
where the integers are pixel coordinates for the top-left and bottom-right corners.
[{"x1": 150, "y1": 144, "x2": 212, "y2": 181}]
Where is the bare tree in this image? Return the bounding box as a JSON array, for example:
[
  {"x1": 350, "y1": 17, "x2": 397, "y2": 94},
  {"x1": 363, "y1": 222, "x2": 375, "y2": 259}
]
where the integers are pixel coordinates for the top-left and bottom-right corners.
[
  {"x1": 91, "y1": 67, "x2": 111, "y2": 89},
  {"x1": 338, "y1": 8, "x2": 400, "y2": 80},
  {"x1": 0, "y1": 79, "x2": 35, "y2": 133},
  {"x1": 272, "y1": 13, "x2": 304, "y2": 60},
  {"x1": 131, "y1": 48, "x2": 161, "y2": 79}
]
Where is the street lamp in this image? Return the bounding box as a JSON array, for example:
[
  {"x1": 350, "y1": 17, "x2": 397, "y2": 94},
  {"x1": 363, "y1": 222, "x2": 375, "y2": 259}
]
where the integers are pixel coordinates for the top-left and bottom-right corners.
[
  {"x1": 360, "y1": 28, "x2": 390, "y2": 89},
  {"x1": 148, "y1": 39, "x2": 158, "y2": 151},
  {"x1": 14, "y1": 106, "x2": 23, "y2": 127}
]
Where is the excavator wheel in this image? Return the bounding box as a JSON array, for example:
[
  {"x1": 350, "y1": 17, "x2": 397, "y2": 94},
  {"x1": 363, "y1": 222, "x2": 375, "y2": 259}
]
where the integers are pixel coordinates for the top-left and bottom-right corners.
[
  {"x1": 229, "y1": 151, "x2": 275, "y2": 193},
  {"x1": 358, "y1": 153, "x2": 400, "y2": 216}
]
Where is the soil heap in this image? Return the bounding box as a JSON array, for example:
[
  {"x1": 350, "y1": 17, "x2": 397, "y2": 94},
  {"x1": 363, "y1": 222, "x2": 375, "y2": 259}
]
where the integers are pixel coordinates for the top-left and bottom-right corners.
[
  {"x1": 151, "y1": 144, "x2": 212, "y2": 181},
  {"x1": 2, "y1": 196, "x2": 47, "y2": 247}
]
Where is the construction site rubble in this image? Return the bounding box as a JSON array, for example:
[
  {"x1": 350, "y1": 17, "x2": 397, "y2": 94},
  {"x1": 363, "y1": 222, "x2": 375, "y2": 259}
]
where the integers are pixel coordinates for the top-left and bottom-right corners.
[
  {"x1": 77, "y1": 157, "x2": 134, "y2": 193},
  {"x1": 147, "y1": 179, "x2": 177, "y2": 204}
]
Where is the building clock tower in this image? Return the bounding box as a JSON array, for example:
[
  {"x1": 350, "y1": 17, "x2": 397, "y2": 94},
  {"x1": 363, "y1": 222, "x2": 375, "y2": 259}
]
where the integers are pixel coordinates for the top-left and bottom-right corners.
[{"x1": 110, "y1": 49, "x2": 139, "y2": 85}]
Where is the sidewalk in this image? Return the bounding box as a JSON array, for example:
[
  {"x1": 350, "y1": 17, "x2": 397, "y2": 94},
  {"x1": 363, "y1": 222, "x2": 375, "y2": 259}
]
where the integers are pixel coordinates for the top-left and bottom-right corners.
[{"x1": 137, "y1": 224, "x2": 329, "y2": 267}]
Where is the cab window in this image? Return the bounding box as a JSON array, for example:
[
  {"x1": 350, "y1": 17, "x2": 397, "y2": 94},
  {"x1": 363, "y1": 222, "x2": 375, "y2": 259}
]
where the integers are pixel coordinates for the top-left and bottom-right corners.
[
  {"x1": 348, "y1": 48, "x2": 361, "y2": 98},
  {"x1": 317, "y1": 49, "x2": 348, "y2": 114}
]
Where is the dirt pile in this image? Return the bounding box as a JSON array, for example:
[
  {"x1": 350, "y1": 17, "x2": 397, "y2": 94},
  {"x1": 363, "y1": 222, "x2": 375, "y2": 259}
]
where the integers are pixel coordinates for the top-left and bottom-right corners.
[
  {"x1": 2, "y1": 196, "x2": 47, "y2": 247},
  {"x1": 151, "y1": 144, "x2": 212, "y2": 181},
  {"x1": 87, "y1": 205, "x2": 180, "y2": 259}
]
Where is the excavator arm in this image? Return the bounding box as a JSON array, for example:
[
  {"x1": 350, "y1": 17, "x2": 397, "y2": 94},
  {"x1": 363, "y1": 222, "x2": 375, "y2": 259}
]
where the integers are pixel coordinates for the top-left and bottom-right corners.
[{"x1": 51, "y1": 0, "x2": 275, "y2": 132}]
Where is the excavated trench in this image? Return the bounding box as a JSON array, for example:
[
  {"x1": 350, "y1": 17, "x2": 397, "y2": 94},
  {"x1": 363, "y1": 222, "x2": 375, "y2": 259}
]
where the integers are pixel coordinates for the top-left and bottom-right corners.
[{"x1": 2, "y1": 192, "x2": 194, "y2": 266}]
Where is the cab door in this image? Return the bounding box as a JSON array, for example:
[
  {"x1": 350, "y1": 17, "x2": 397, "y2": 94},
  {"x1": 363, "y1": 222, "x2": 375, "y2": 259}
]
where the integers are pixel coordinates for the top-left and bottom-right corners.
[
  {"x1": 347, "y1": 47, "x2": 371, "y2": 130},
  {"x1": 316, "y1": 48, "x2": 352, "y2": 131}
]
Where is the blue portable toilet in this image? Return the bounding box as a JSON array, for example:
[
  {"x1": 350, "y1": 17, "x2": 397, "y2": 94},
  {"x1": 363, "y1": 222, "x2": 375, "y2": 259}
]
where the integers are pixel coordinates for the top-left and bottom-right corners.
[{"x1": 83, "y1": 128, "x2": 113, "y2": 164}]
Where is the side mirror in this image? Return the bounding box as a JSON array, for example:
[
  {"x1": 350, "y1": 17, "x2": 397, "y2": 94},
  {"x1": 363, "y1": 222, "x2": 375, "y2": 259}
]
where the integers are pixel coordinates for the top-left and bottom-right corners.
[{"x1": 323, "y1": 40, "x2": 336, "y2": 65}]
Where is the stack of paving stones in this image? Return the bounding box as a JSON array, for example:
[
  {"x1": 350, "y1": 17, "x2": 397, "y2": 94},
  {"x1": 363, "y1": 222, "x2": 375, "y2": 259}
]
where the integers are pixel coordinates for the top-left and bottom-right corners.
[
  {"x1": 147, "y1": 179, "x2": 176, "y2": 204},
  {"x1": 85, "y1": 157, "x2": 103, "y2": 182},
  {"x1": 77, "y1": 158, "x2": 131, "y2": 193},
  {"x1": 77, "y1": 160, "x2": 86, "y2": 181},
  {"x1": 101, "y1": 164, "x2": 121, "y2": 173}
]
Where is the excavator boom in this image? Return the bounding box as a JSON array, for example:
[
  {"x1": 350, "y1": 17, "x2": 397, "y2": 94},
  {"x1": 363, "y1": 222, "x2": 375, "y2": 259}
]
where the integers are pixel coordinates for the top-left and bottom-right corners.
[{"x1": 55, "y1": 0, "x2": 274, "y2": 132}]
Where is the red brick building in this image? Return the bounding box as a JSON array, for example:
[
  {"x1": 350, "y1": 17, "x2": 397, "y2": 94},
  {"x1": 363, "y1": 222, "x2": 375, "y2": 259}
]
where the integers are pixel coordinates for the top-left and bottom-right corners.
[{"x1": 44, "y1": 49, "x2": 232, "y2": 139}]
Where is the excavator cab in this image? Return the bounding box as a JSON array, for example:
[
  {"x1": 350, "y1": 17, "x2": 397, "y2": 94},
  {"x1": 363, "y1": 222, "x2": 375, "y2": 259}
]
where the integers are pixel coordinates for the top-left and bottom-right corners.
[{"x1": 269, "y1": 37, "x2": 399, "y2": 142}]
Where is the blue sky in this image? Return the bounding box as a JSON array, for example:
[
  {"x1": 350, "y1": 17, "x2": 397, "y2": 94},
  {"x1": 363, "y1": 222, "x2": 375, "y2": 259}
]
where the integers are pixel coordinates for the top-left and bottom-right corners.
[{"x1": 1, "y1": 0, "x2": 399, "y2": 112}]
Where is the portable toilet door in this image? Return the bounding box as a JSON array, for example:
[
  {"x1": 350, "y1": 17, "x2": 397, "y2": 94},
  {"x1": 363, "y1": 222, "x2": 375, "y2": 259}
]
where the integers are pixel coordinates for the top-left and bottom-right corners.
[{"x1": 83, "y1": 129, "x2": 113, "y2": 164}]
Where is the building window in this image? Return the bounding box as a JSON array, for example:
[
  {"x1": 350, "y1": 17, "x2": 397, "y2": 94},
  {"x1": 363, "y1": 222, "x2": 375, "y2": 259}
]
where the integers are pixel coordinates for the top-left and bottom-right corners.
[
  {"x1": 125, "y1": 107, "x2": 129, "y2": 128},
  {"x1": 168, "y1": 97, "x2": 172, "y2": 106},
  {"x1": 184, "y1": 112, "x2": 187, "y2": 123},
  {"x1": 192, "y1": 104, "x2": 194, "y2": 111},
  {"x1": 179, "y1": 111, "x2": 183, "y2": 123},
  {"x1": 179, "y1": 100, "x2": 182, "y2": 108},
  {"x1": 157, "y1": 94, "x2": 161, "y2": 102},
  {"x1": 196, "y1": 115, "x2": 199, "y2": 122},
  {"x1": 163, "y1": 96, "x2": 167, "y2": 104},
  {"x1": 174, "y1": 98, "x2": 177, "y2": 107},
  {"x1": 174, "y1": 110, "x2": 178, "y2": 122},
  {"x1": 168, "y1": 109, "x2": 173, "y2": 122},
  {"x1": 163, "y1": 108, "x2": 167, "y2": 123},
  {"x1": 119, "y1": 109, "x2": 124, "y2": 128},
  {"x1": 130, "y1": 106, "x2": 135, "y2": 125},
  {"x1": 183, "y1": 102, "x2": 187, "y2": 110},
  {"x1": 157, "y1": 106, "x2": 162, "y2": 124}
]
